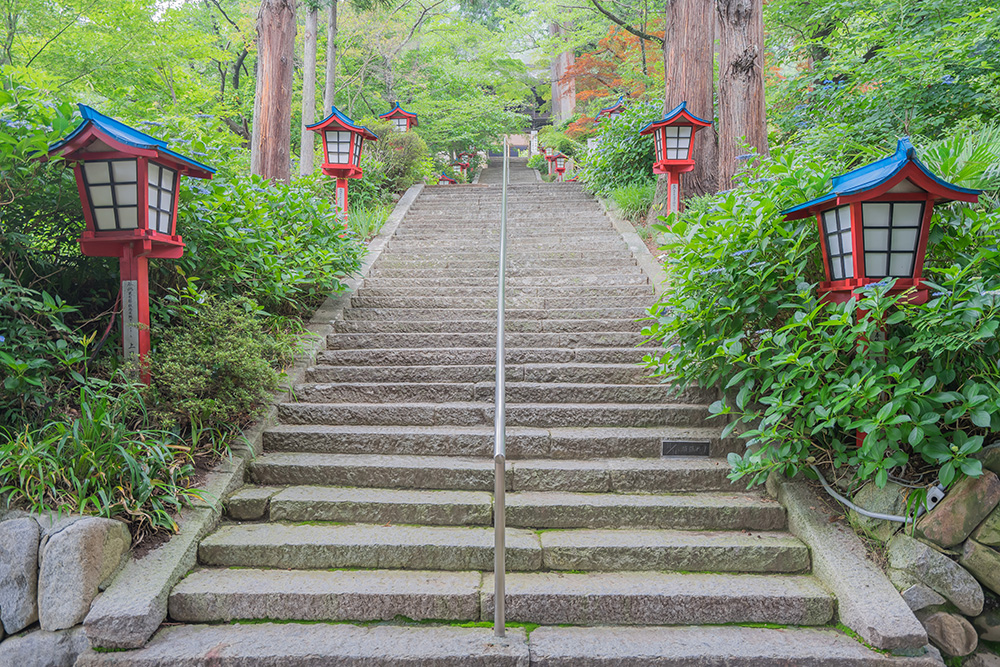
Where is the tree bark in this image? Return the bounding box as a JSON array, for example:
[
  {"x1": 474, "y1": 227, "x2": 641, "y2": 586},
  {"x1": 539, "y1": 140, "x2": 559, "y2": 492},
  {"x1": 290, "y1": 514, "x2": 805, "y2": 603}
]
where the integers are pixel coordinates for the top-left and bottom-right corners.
[
  {"x1": 300, "y1": 6, "x2": 319, "y2": 176},
  {"x1": 251, "y1": 0, "x2": 297, "y2": 184},
  {"x1": 648, "y1": 0, "x2": 716, "y2": 224},
  {"x1": 716, "y1": 0, "x2": 768, "y2": 188},
  {"x1": 323, "y1": 0, "x2": 338, "y2": 110}
]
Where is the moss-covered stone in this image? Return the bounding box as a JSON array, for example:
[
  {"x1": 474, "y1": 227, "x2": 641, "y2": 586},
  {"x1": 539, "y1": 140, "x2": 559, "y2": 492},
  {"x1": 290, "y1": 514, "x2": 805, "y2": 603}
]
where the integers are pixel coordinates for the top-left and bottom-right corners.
[{"x1": 915, "y1": 472, "x2": 1000, "y2": 548}]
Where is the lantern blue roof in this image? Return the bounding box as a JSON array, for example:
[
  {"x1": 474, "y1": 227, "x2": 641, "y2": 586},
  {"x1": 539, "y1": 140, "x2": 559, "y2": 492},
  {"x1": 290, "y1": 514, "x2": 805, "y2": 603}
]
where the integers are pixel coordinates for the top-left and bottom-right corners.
[
  {"x1": 782, "y1": 138, "x2": 980, "y2": 218},
  {"x1": 638, "y1": 101, "x2": 712, "y2": 134},
  {"x1": 599, "y1": 96, "x2": 625, "y2": 116},
  {"x1": 48, "y1": 104, "x2": 215, "y2": 175},
  {"x1": 307, "y1": 105, "x2": 378, "y2": 139}
]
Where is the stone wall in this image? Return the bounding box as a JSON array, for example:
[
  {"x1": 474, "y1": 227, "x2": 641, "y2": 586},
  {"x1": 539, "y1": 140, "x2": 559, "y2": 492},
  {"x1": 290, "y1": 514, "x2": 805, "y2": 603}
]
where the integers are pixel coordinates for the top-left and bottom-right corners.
[
  {"x1": 860, "y1": 445, "x2": 1000, "y2": 664},
  {"x1": 0, "y1": 510, "x2": 130, "y2": 666}
]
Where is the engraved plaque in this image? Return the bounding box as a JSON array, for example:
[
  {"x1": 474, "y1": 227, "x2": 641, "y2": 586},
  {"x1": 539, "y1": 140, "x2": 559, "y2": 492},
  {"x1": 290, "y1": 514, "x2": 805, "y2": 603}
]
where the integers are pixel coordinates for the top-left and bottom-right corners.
[
  {"x1": 662, "y1": 439, "x2": 710, "y2": 457},
  {"x1": 670, "y1": 183, "x2": 680, "y2": 213},
  {"x1": 122, "y1": 279, "x2": 140, "y2": 363}
]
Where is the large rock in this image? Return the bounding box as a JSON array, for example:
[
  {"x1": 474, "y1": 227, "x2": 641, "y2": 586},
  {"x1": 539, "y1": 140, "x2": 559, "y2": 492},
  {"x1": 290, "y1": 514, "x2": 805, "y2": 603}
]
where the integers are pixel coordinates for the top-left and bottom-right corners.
[
  {"x1": 849, "y1": 481, "x2": 907, "y2": 541},
  {"x1": 37, "y1": 518, "x2": 131, "y2": 631},
  {"x1": 967, "y1": 652, "x2": 1000, "y2": 667},
  {"x1": 960, "y1": 540, "x2": 1000, "y2": 597},
  {"x1": 888, "y1": 533, "x2": 984, "y2": 615},
  {"x1": 900, "y1": 584, "x2": 946, "y2": 611},
  {"x1": 0, "y1": 626, "x2": 90, "y2": 667},
  {"x1": 972, "y1": 608, "x2": 1000, "y2": 642},
  {"x1": 915, "y1": 471, "x2": 1000, "y2": 548},
  {"x1": 976, "y1": 443, "x2": 1000, "y2": 475},
  {"x1": 0, "y1": 517, "x2": 40, "y2": 634},
  {"x1": 972, "y1": 503, "x2": 1000, "y2": 547},
  {"x1": 921, "y1": 611, "x2": 978, "y2": 657}
]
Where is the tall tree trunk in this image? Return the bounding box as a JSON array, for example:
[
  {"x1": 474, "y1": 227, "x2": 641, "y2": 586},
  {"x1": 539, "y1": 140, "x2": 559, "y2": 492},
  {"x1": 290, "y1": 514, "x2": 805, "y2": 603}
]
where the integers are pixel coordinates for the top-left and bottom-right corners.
[
  {"x1": 323, "y1": 0, "x2": 338, "y2": 110},
  {"x1": 716, "y1": 0, "x2": 767, "y2": 188},
  {"x1": 251, "y1": 0, "x2": 297, "y2": 183},
  {"x1": 549, "y1": 22, "x2": 576, "y2": 123},
  {"x1": 648, "y1": 0, "x2": 716, "y2": 224},
  {"x1": 300, "y1": 6, "x2": 319, "y2": 176}
]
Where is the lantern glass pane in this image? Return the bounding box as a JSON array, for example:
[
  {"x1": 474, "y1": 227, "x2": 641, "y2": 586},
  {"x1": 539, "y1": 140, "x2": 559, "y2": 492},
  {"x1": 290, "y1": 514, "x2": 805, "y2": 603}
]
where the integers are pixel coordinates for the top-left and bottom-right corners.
[
  {"x1": 862, "y1": 201, "x2": 924, "y2": 278},
  {"x1": 890, "y1": 253, "x2": 913, "y2": 276},
  {"x1": 865, "y1": 253, "x2": 887, "y2": 276},
  {"x1": 864, "y1": 228, "x2": 889, "y2": 252},
  {"x1": 892, "y1": 227, "x2": 919, "y2": 249},
  {"x1": 147, "y1": 162, "x2": 177, "y2": 236},
  {"x1": 894, "y1": 203, "x2": 923, "y2": 225},
  {"x1": 91, "y1": 185, "x2": 114, "y2": 207},
  {"x1": 115, "y1": 184, "x2": 137, "y2": 206},
  {"x1": 353, "y1": 136, "x2": 362, "y2": 165},
  {"x1": 118, "y1": 207, "x2": 138, "y2": 229},
  {"x1": 113, "y1": 160, "x2": 137, "y2": 182},
  {"x1": 863, "y1": 203, "x2": 890, "y2": 227},
  {"x1": 84, "y1": 162, "x2": 110, "y2": 184},
  {"x1": 159, "y1": 212, "x2": 170, "y2": 233},
  {"x1": 679, "y1": 126, "x2": 692, "y2": 138},
  {"x1": 822, "y1": 206, "x2": 853, "y2": 281},
  {"x1": 394, "y1": 118, "x2": 407, "y2": 132},
  {"x1": 95, "y1": 208, "x2": 116, "y2": 231},
  {"x1": 325, "y1": 131, "x2": 353, "y2": 163},
  {"x1": 654, "y1": 131, "x2": 662, "y2": 159}
]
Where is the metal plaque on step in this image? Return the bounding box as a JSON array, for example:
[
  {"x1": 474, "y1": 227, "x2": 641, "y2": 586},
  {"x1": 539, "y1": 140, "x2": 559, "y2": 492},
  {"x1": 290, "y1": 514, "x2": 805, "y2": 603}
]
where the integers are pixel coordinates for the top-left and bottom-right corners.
[{"x1": 662, "y1": 439, "x2": 710, "y2": 457}]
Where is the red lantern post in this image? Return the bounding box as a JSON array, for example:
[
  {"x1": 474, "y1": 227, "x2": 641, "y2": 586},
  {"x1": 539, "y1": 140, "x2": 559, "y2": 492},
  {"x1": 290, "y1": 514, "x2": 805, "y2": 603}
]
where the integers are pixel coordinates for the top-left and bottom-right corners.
[
  {"x1": 637, "y1": 102, "x2": 712, "y2": 215},
  {"x1": 378, "y1": 103, "x2": 419, "y2": 132},
  {"x1": 307, "y1": 106, "x2": 378, "y2": 216},
  {"x1": 47, "y1": 105, "x2": 215, "y2": 381}
]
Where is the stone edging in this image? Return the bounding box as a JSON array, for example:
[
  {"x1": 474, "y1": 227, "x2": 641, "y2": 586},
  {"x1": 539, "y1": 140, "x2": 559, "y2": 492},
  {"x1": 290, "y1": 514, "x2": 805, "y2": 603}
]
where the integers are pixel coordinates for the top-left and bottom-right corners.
[
  {"x1": 766, "y1": 473, "x2": 932, "y2": 655},
  {"x1": 83, "y1": 183, "x2": 425, "y2": 650},
  {"x1": 595, "y1": 195, "x2": 667, "y2": 298}
]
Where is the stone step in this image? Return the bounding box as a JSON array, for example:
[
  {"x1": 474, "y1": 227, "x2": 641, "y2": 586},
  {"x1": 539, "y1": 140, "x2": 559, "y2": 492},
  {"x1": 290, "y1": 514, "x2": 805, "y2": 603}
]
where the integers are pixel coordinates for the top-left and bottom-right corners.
[
  {"x1": 198, "y1": 523, "x2": 543, "y2": 570},
  {"x1": 526, "y1": 625, "x2": 941, "y2": 666},
  {"x1": 75, "y1": 623, "x2": 530, "y2": 666},
  {"x1": 332, "y1": 318, "x2": 646, "y2": 334},
  {"x1": 355, "y1": 285, "x2": 653, "y2": 298},
  {"x1": 363, "y1": 274, "x2": 651, "y2": 287},
  {"x1": 387, "y1": 241, "x2": 626, "y2": 253},
  {"x1": 483, "y1": 572, "x2": 833, "y2": 626},
  {"x1": 374, "y1": 258, "x2": 636, "y2": 271},
  {"x1": 374, "y1": 248, "x2": 635, "y2": 261},
  {"x1": 347, "y1": 296, "x2": 649, "y2": 311},
  {"x1": 278, "y1": 401, "x2": 711, "y2": 429},
  {"x1": 324, "y1": 331, "x2": 646, "y2": 350},
  {"x1": 305, "y1": 362, "x2": 653, "y2": 384},
  {"x1": 169, "y1": 568, "x2": 481, "y2": 623},
  {"x1": 342, "y1": 306, "x2": 650, "y2": 321},
  {"x1": 368, "y1": 266, "x2": 641, "y2": 279},
  {"x1": 291, "y1": 382, "x2": 683, "y2": 405},
  {"x1": 249, "y1": 453, "x2": 736, "y2": 493},
  {"x1": 261, "y1": 424, "x2": 734, "y2": 459},
  {"x1": 258, "y1": 485, "x2": 782, "y2": 531},
  {"x1": 267, "y1": 486, "x2": 493, "y2": 525},
  {"x1": 314, "y1": 347, "x2": 649, "y2": 366}
]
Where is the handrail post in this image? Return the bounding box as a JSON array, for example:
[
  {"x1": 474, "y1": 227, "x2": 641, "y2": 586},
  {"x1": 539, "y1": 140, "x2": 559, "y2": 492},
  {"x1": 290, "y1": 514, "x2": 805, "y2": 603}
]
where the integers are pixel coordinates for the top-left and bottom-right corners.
[{"x1": 493, "y1": 136, "x2": 509, "y2": 639}]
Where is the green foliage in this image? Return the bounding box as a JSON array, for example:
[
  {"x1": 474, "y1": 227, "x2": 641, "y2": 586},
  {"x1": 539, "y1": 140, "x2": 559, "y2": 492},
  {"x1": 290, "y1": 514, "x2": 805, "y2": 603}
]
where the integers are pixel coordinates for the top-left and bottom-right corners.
[
  {"x1": 611, "y1": 182, "x2": 656, "y2": 222},
  {"x1": 527, "y1": 154, "x2": 546, "y2": 171},
  {"x1": 643, "y1": 140, "x2": 1000, "y2": 490},
  {"x1": 348, "y1": 204, "x2": 392, "y2": 241},
  {"x1": 171, "y1": 174, "x2": 364, "y2": 317},
  {"x1": 147, "y1": 297, "x2": 298, "y2": 431},
  {"x1": 0, "y1": 382, "x2": 201, "y2": 537},
  {"x1": 579, "y1": 99, "x2": 662, "y2": 196},
  {"x1": 364, "y1": 121, "x2": 432, "y2": 192}
]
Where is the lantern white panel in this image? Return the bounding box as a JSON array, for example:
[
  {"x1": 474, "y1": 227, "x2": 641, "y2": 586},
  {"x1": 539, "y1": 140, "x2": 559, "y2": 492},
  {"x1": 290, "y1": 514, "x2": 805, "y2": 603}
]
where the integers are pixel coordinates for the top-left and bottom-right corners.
[
  {"x1": 113, "y1": 160, "x2": 137, "y2": 182},
  {"x1": 679, "y1": 126, "x2": 692, "y2": 138},
  {"x1": 823, "y1": 210, "x2": 838, "y2": 233},
  {"x1": 95, "y1": 208, "x2": 116, "y2": 231},
  {"x1": 148, "y1": 186, "x2": 159, "y2": 209},
  {"x1": 654, "y1": 132, "x2": 662, "y2": 158},
  {"x1": 862, "y1": 203, "x2": 891, "y2": 227},
  {"x1": 91, "y1": 185, "x2": 114, "y2": 207},
  {"x1": 115, "y1": 184, "x2": 137, "y2": 206},
  {"x1": 865, "y1": 253, "x2": 887, "y2": 276},
  {"x1": 158, "y1": 212, "x2": 171, "y2": 234},
  {"x1": 891, "y1": 227, "x2": 919, "y2": 250},
  {"x1": 864, "y1": 228, "x2": 889, "y2": 253},
  {"x1": 890, "y1": 253, "x2": 912, "y2": 276},
  {"x1": 84, "y1": 162, "x2": 111, "y2": 184},
  {"x1": 353, "y1": 136, "x2": 362, "y2": 165},
  {"x1": 326, "y1": 130, "x2": 353, "y2": 164},
  {"x1": 894, "y1": 202, "x2": 924, "y2": 225},
  {"x1": 393, "y1": 118, "x2": 407, "y2": 132},
  {"x1": 828, "y1": 234, "x2": 840, "y2": 255},
  {"x1": 118, "y1": 207, "x2": 138, "y2": 229},
  {"x1": 148, "y1": 164, "x2": 161, "y2": 184},
  {"x1": 147, "y1": 209, "x2": 158, "y2": 229}
]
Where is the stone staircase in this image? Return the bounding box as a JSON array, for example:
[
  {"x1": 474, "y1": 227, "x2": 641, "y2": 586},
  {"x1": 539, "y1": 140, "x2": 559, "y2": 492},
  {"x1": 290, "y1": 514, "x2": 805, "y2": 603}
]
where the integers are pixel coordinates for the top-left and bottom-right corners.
[{"x1": 81, "y1": 159, "x2": 937, "y2": 665}]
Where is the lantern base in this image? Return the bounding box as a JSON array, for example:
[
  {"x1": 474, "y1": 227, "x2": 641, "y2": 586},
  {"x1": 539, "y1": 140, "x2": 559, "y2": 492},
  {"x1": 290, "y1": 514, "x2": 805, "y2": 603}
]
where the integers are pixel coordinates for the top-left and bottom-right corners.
[
  {"x1": 321, "y1": 165, "x2": 363, "y2": 179},
  {"x1": 79, "y1": 230, "x2": 184, "y2": 259},
  {"x1": 819, "y1": 278, "x2": 929, "y2": 306},
  {"x1": 652, "y1": 161, "x2": 695, "y2": 176}
]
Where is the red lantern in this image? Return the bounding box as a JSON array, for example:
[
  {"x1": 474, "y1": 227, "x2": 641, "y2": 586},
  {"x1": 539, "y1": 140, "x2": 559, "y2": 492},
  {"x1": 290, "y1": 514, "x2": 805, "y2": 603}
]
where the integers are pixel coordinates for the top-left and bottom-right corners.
[
  {"x1": 378, "y1": 103, "x2": 418, "y2": 132},
  {"x1": 307, "y1": 106, "x2": 378, "y2": 214},
  {"x1": 553, "y1": 152, "x2": 569, "y2": 182},
  {"x1": 450, "y1": 161, "x2": 469, "y2": 177},
  {"x1": 597, "y1": 96, "x2": 625, "y2": 121},
  {"x1": 438, "y1": 173, "x2": 457, "y2": 185},
  {"x1": 47, "y1": 104, "x2": 214, "y2": 380},
  {"x1": 783, "y1": 138, "x2": 980, "y2": 305},
  {"x1": 638, "y1": 101, "x2": 712, "y2": 214}
]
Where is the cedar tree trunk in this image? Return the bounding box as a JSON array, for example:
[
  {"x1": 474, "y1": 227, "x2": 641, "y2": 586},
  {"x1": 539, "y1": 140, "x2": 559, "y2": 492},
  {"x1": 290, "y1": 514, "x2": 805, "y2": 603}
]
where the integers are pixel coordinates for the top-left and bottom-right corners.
[
  {"x1": 300, "y1": 5, "x2": 319, "y2": 176},
  {"x1": 323, "y1": 0, "x2": 338, "y2": 110},
  {"x1": 251, "y1": 0, "x2": 297, "y2": 183},
  {"x1": 716, "y1": 0, "x2": 768, "y2": 188}
]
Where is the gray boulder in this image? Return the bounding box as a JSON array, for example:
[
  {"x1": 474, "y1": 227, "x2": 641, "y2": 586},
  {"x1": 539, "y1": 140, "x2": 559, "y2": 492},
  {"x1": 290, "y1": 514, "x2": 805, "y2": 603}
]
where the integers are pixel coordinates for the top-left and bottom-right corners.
[
  {"x1": 37, "y1": 518, "x2": 131, "y2": 631},
  {"x1": 0, "y1": 517, "x2": 40, "y2": 634},
  {"x1": 921, "y1": 611, "x2": 978, "y2": 657},
  {"x1": 0, "y1": 626, "x2": 89, "y2": 667},
  {"x1": 849, "y1": 482, "x2": 907, "y2": 541},
  {"x1": 900, "y1": 584, "x2": 946, "y2": 611},
  {"x1": 888, "y1": 533, "x2": 984, "y2": 616},
  {"x1": 967, "y1": 652, "x2": 1000, "y2": 667},
  {"x1": 960, "y1": 540, "x2": 1000, "y2": 597}
]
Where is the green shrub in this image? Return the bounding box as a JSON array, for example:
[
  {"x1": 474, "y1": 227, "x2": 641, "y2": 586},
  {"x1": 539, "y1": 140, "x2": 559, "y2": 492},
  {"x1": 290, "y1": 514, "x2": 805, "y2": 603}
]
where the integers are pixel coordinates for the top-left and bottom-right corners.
[
  {"x1": 643, "y1": 139, "x2": 1000, "y2": 491},
  {"x1": 147, "y1": 297, "x2": 298, "y2": 430},
  {"x1": 611, "y1": 182, "x2": 656, "y2": 222},
  {"x1": 349, "y1": 204, "x2": 391, "y2": 241},
  {"x1": 527, "y1": 154, "x2": 546, "y2": 171},
  {"x1": 0, "y1": 381, "x2": 201, "y2": 537},
  {"x1": 365, "y1": 121, "x2": 432, "y2": 193},
  {"x1": 580, "y1": 98, "x2": 663, "y2": 196}
]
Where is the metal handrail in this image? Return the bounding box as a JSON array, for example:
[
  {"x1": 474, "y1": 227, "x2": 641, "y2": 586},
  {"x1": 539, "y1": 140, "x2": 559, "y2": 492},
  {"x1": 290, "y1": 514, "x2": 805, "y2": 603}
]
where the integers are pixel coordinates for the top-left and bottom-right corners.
[{"x1": 493, "y1": 137, "x2": 509, "y2": 638}]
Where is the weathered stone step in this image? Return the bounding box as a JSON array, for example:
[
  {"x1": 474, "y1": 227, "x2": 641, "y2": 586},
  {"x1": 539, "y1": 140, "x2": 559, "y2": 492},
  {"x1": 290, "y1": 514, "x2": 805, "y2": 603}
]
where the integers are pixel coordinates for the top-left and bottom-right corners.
[
  {"x1": 355, "y1": 285, "x2": 653, "y2": 299},
  {"x1": 198, "y1": 523, "x2": 542, "y2": 570},
  {"x1": 388, "y1": 241, "x2": 626, "y2": 252},
  {"x1": 332, "y1": 318, "x2": 646, "y2": 334},
  {"x1": 376, "y1": 247, "x2": 633, "y2": 259},
  {"x1": 249, "y1": 453, "x2": 736, "y2": 493},
  {"x1": 267, "y1": 486, "x2": 493, "y2": 525},
  {"x1": 169, "y1": 568, "x2": 481, "y2": 623},
  {"x1": 278, "y1": 401, "x2": 710, "y2": 429},
  {"x1": 262, "y1": 424, "x2": 733, "y2": 459},
  {"x1": 482, "y1": 572, "x2": 833, "y2": 626},
  {"x1": 363, "y1": 274, "x2": 650, "y2": 287},
  {"x1": 348, "y1": 296, "x2": 648, "y2": 311},
  {"x1": 315, "y1": 347, "x2": 648, "y2": 367},
  {"x1": 374, "y1": 258, "x2": 635, "y2": 271},
  {"x1": 75, "y1": 623, "x2": 530, "y2": 666},
  {"x1": 527, "y1": 625, "x2": 941, "y2": 666},
  {"x1": 324, "y1": 331, "x2": 646, "y2": 350},
  {"x1": 342, "y1": 306, "x2": 650, "y2": 321},
  {"x1": 538, "y1": 528, "x2": 810, "y2": 573},
  {"x1": 369, "y1": 266, "x2": 641, "y2": 279},
  {"x1": 291, "y1": 382, "x2": 681, "y2": 405}
]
